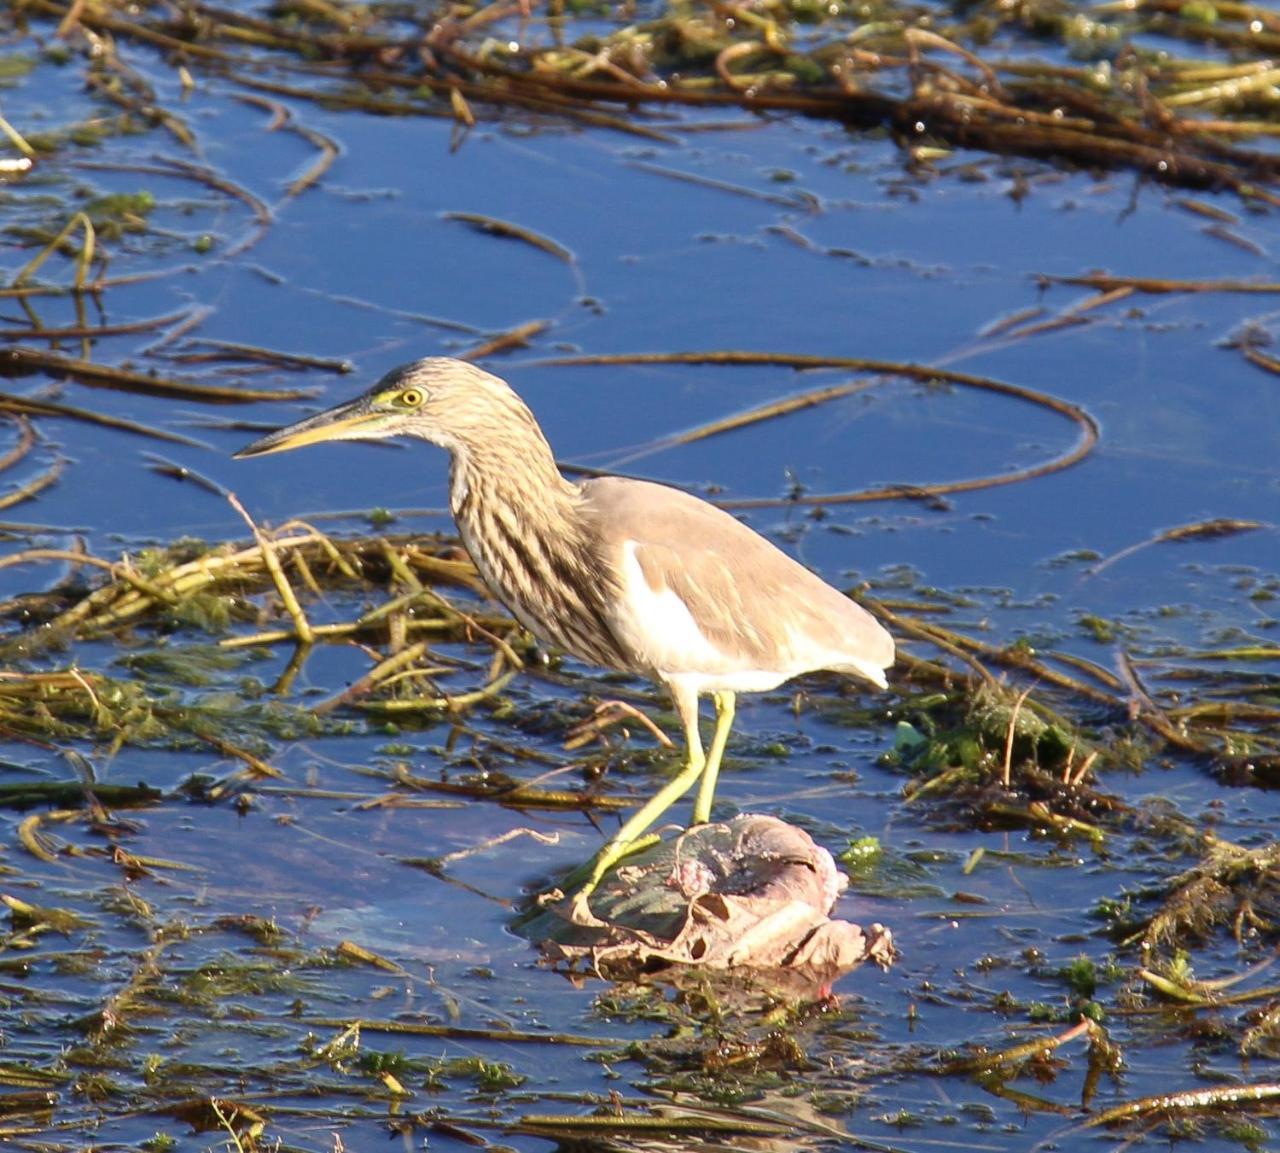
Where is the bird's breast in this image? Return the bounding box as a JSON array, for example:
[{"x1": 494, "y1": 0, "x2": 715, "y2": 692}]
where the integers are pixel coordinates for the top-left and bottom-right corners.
[{"x1": 454, "y1": 502, "x2": 633, "y2": 672}]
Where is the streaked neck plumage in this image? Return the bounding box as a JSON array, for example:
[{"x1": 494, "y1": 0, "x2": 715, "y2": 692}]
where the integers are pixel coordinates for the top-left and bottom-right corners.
[
  {"x1": 437, "y1": 418, "x2": 627, "y2": 669},
  {"x1": 445, "y1": 419, "x2": 578, "y2": 540}
]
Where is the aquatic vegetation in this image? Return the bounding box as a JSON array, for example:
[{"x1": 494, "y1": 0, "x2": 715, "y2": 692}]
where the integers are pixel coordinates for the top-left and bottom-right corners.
[{"x1": 0, "y1": 0, "x2": 1277, "y2": 1149}]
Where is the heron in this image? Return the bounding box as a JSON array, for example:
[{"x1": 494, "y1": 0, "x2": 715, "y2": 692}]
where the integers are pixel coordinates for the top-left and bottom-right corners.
[{"x1": 236, "y1": 357, "x2": 894, "y2": 914}]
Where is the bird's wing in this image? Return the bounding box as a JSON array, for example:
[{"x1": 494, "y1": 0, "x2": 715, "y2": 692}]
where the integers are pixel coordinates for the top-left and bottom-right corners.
[{"x1": 580, "y1": 477, "x2": 892, "y2": 686}]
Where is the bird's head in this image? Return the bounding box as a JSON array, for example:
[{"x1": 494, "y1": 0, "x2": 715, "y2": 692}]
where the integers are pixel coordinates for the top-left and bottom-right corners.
[{"x1": 234, "y1": 357, "x2": 537, "y2": 460}]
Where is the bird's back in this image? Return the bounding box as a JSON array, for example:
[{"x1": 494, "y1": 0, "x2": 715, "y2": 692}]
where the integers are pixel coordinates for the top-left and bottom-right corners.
[{"x1": 580, "y1": 477, "x2": 893, "y2": 692}]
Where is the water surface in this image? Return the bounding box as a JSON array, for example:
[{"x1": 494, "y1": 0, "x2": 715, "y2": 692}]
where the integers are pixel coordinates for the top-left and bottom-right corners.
[{"x1": 1, "y1": 6, "x2": 1278, "y2": 1151}]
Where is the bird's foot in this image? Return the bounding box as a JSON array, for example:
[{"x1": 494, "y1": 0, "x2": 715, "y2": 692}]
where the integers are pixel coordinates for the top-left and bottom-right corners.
[
  {"x1": 556, "y1": 832, "x2": 662, "y2": 894},
  {"x1": 551, "y1": 832, "x2": 668, "y2": 926},
  {"x1": 565, "y1": 886, "x2": 606, "y2": 927}
]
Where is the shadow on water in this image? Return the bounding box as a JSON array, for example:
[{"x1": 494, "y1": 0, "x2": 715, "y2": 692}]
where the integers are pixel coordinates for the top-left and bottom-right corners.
[{"x1": 0, "y1": 0, "x2": 1278, "y2": 1149}]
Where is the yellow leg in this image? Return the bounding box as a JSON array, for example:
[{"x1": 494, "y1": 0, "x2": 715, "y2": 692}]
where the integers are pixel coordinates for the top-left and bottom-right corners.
[
  {"x1": 692, "y1": 690, "x2": 734, "y2": 825},
  {"x1": 572, "y1": 684, "x2": 704, "y2": 905}
]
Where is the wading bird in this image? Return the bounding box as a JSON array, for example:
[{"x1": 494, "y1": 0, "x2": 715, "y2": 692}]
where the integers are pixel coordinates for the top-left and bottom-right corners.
[{"x1": 236, "y1": 358, "x2": 894, "y2": 913}]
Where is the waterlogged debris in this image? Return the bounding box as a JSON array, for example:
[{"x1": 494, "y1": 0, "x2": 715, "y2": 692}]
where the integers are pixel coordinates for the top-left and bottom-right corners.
[
  {"x1": 383, "y1": 762, "x2": 631, "y2": 812},
  {"x1": 1044, "y1": 273, "x2": 1280, "y2": 295},
  {"x1": 10, "y1": 0, "x2": 1280, "y2": 203},
  {"x1": 1136, "y1": 836, "x2": 1280, "y2": 955},
  {"x1": 0, "y1": 516, "x2": 1268, "y2": 1153},
  {"x1": 608, "y1": 378, "x2": 877, "y2": 470},
  {"x1": 0, "y1": 1063, "x2": 67, "y2": 1091},
  {"x1": 0, "y1": 772, "x2": 161, "y2": 808},
  {"x1": 0, "y1": 392, "x2": 206, "y2": 445},
  {"x1": 304, "y1": 1015, "x2": 615, "y2": 1046},
  {"x1": 523, "y1": 815, "x2": 894, "y2": 991},
  {"x1": 442, "y1": 211, "x2": 575, "y2": 265},
  {"x1": 1155, "y1": 517, "x2": 1266, "y2": 542},
  {"x1": 1139, "y1": 961, "x2": 1216, "y2": 1004},
  {"x1": 10, "y1": 210, "x2": 97, "y2": 291},
  {"x1": 227, "y1": 491, "x2": 314, "y2": 645},
  {"x1": 16, "y1": 812, "x2": 67, "y2": 862},
  {"x1": 233, "y1": 92, "x2": 341, "y2": 199},
  {"x1": 1079, "y1": 1081, "x2": 1280, "y2": 1131},
  {"x1": 1242, "y1": 1001, "x2": 1280, "y2": 1058},
  {"x1": 546, "y1": 350, "x2": 1100, "y2": 511},
  {"x1": 839, "y1": 834, "x2": 882, "y2": 870},
  {"x1": 629, "y1": 161, "x2": 818, "y2": 210},
  {"x1": 163, "y1": 1097, "x2": 267, "y2": 1143},
  {"x1": 458, "y1": 318, "x2": 552, "y2": 362},
  {"x1": 0, "y1": 347, "x2": 317, "y2": 403},
  {"x1": 81, "y1": 189, "x2": 155, "y2": 229},
  {"x1": 962, "y1": 846, "x2": 985, "y2": 875},
  {"x1": 337, "y1": 939, "x2": 406, "y2": 973},
  {"x1": 1088, "y1": 517, "x2": 1267, "y2": 576},
  {"x1": 0, "y1": 113, "x2": 37, "y2": 162},
  {"x1": 1, "y1": 893, "x2": 92, "y2": 934},
  {"x1": 1202, "y1": 223, "x2": 1266, "y2": 256},
  {"x1": 1, "y1": 530, "x2": 472, "y2": 640},
  {"x1": 0, "y1": 453, "x2": 63, "y2": 512},
  {"x1": 514, "y1": 1108, "x2": 794, "y2": 1143},
  {"x1": 895, "y1": 683, "x2": 1117, "y2": 837},
  {"x1": 378, "y1": 1069, "x2": 412, "y2": 1096},
  {"x1": 0, "y1": 1090, "x2": 57, "y2": 1124},
  {"x1": 563, "y1": 698, "x2": 674, "y2": 751},
  {"x1": 160, "y1": 339, "x2": 353, "y2": 373},
  {"x1": 940, "y1": 1015, "x2": 1099, "y2": 1075}
]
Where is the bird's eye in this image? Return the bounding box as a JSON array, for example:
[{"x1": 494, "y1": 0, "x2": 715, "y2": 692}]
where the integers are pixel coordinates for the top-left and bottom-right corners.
[{"x1": 399, "y1": 389, "x2": 425, "y2": 408}]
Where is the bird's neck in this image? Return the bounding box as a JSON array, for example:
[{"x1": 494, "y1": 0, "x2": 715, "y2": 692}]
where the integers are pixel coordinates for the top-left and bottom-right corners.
[
  {"x1": 448, "y1": 437, "x2": 581, "y2": 547},
  {"x1": 444, "y1": 429, "x2": 628, "y2": 671}
]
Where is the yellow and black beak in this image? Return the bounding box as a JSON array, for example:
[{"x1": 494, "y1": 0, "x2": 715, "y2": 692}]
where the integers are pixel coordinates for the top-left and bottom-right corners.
[{"x1": 233, "y1": 393, "x2": 392, "y2": 459}]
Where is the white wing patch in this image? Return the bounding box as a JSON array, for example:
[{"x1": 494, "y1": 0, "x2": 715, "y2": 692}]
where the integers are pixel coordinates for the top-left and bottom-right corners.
[
  {"x1": 611, "y1": 541, "x2": 792, "y2": 693},
  {"x1": 614, "y1": 540, "x2": 721, "y2": 668}
]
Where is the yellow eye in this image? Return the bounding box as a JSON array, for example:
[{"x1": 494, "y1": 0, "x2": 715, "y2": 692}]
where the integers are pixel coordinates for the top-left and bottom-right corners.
[{"x1": 400, "y1": 388, "x2": 424, "y2": 408}]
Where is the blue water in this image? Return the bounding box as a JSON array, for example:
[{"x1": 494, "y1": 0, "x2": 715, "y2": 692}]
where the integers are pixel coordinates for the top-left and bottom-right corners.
[{"x1": 0, "y1": 9, "x2": 1278, "y2": 1152}]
